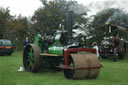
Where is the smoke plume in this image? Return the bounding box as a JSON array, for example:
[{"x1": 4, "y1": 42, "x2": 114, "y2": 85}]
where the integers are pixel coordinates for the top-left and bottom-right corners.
[
  {"x1": 87, "y1": 0, "x2": 128, "y2": 16},
  {"x1": 69, "y1": 3, "x2": 88, "y2": 15}
]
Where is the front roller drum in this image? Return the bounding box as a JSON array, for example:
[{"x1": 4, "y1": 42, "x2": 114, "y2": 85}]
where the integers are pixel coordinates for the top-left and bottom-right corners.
[
  {"x1": 64, "y1": 53, "x2": 100, "y2": 80},
  {"x1": 23, "y1": 44, "x2": 41, "y2": 72}
]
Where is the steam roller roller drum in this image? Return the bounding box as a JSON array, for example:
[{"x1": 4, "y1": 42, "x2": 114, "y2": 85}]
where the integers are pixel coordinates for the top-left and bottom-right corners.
[
  {"x1": 23, "y1": 44, "x2": 41, "y2": 72},
  {"x1": 64, "y1": 53, "x2": 100, "y2": 80}
]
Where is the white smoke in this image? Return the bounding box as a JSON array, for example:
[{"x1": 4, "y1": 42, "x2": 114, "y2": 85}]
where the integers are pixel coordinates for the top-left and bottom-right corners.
[
  {"x1": 107, "y1": 11, "x2": 119, "y2": 22},
  {"x1": 107, "y1": 10, "x2": 128, "y2": 26},
  {"x1": 86, "y1": 0, "x2": 128, "y2": 16},
  {"x1": 69, "y1": 3, "x2": 88, "y2": 15}
]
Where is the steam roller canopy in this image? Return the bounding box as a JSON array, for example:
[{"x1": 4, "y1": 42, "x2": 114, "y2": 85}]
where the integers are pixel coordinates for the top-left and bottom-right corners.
[{"x1": 64, "y1": 53, "x2": 100, "y2": 80}]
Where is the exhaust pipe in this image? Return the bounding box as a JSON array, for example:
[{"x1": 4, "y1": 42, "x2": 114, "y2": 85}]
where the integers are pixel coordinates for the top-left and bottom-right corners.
[
  {"x1": 105, "y1": 22, "x2": 111, "y2": 37},
  {"x1": 67, "y1": 11, "x2": 73, "y2": 43}
]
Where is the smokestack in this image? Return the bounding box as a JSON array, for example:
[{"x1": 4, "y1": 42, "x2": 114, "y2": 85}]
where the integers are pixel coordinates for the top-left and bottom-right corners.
[
  {"x1": 105, "y1": 22, "x2": 111, "y2": 37},
  {"x1": 67, "y1": 11, "x2": 73, "y2": 41}
]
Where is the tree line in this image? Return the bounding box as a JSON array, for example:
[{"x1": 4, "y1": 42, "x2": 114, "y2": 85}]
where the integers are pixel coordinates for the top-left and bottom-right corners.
[{"x1": 0, "y1": 0, "x2": 128, "y2": 50}]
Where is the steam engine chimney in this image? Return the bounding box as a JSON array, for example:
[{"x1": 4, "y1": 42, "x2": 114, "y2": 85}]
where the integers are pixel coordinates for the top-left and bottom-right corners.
[
  {"x1": 67, "y1": 11, "x2": 73, "y2": 43},
  {"x1": 105, "y1": 22, "x2": 111, "y2": 37}
]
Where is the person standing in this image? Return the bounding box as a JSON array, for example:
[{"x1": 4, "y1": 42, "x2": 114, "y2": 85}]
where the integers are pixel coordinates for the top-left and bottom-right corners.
[
  {"x1": 92, "y1": 42, "x2": 100, "y2": 59},
  {"x1": 24, "y1": 37, "x2": 30, "y2": 47}
]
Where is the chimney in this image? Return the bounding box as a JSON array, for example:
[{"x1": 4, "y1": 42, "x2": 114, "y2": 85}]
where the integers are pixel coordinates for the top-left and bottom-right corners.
[
  {"x1": 105, "y1": 22, "x2": 111, "y2": 37},
  {"x1": 67, "y1": 11, "x2": 73, "y2": 42}
]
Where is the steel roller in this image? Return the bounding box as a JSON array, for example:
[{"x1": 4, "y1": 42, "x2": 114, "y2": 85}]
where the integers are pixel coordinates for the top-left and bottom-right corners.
[{"x1": 64, "y1": 53, "x2": 100, "y2": 80}]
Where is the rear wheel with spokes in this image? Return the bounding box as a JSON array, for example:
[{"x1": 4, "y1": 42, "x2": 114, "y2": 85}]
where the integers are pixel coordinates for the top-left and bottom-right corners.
[{"x1": 23, "y1": 44, "x2": 41, "y2": 72}]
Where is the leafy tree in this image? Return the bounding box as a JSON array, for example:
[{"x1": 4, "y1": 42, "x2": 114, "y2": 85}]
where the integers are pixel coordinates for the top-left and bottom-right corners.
[
  {"x1": 32, "y1": 0, "x2": 88, "y2": 35},
  {"x1": 0, "y1": 7, "x2": 11, "y2": 38},
  {"x1": 4, "y1": 15, "x2": 31, "y2": 50}
]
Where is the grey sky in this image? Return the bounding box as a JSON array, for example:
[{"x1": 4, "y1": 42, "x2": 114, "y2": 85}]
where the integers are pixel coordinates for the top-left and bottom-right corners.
[{"x1": 0, "y1": 0, "x2": 128, "y2": 16}]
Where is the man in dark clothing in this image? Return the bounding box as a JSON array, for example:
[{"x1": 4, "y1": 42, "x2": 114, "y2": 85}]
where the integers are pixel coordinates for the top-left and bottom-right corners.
[
  {"x1": 59, "y1": 29, "x2": 68, "y2": 45},
  {"x1": 24, "y1": 37, "x2": 30, "y2": 47}
]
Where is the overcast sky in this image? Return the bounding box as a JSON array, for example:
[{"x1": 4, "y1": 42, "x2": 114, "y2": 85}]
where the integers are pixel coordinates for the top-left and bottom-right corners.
[{"x1": 0, "y1": 0, "x2": 128, "y2": 17}]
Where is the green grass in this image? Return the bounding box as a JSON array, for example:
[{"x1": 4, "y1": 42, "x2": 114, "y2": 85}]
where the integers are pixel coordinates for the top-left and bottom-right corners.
[{"x1": 0, "y1": 51, "x2": 128, "y2": 85}]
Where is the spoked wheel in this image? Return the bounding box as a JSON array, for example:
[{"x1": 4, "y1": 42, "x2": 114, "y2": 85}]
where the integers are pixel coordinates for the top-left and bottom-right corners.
[
  {"x1": 113, "y1": 48, "x2": 118, "y2": 62},
  {"x1": 64, "y1": 53, "x2": 101, "y2": 80},
  {"x1": 119, "y1": 46, "x2": 126, "y2": 59},
  {"x1": 23, "y1": 44, "x2": 41, "y2": 72}
]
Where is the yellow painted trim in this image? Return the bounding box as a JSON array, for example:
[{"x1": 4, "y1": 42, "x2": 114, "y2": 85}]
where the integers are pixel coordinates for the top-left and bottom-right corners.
[{"x1": 40, "y1": 53, "x2": 63, "y2": 56}]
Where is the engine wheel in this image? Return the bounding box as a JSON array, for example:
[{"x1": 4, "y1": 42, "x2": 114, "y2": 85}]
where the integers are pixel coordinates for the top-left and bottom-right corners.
[
  {"x1": 119, "y1": 46, "x2": 126, "y2": 59},
  {"x1": 64, "y1": 53, "x2": 100, "y2": 80},
  {"x1": 23, "y1": 44, "x2": 41, "y2": 72},
  {"x1": 64, "y1": 56, "x2": 75, "y2": 79},
  {"x1": 113, "y1": 48, "x2": 118, "y2": 62}
]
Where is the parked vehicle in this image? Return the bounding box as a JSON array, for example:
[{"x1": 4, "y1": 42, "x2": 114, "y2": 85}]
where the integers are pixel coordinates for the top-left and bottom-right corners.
[
  {"x1": 0, "y1": 39, "x2": 14, "y2": 55},
  {"x1": 98, "y1": 22, "x2": 127, "y2": 61}
]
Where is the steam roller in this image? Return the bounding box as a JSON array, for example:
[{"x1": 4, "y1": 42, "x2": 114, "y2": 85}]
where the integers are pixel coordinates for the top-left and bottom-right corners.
[{"x1": 23, "y1": 11, "x2": 102, "y2": 80}]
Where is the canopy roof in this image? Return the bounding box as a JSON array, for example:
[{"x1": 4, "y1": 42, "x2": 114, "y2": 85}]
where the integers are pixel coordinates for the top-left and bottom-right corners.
[{"x1": 96, "y1": 24, "x2": 128, "y2": 32}]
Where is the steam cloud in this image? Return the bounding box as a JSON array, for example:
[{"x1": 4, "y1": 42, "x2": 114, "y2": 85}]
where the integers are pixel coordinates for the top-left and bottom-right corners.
[
  {"x1": 107, "y1": 10, "x2": 121, "y2": 23},
  {"x1": 69, "y1": 3, "x2": 88, "y2": 15},
  {"x1": 87, "y1": 0, "x2": 128, "y2": 16}
]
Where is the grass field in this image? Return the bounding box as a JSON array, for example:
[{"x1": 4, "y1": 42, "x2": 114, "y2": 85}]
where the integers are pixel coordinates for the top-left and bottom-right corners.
[{"x1": 0, "y1": 51, "x2": 128, "y2": 85}]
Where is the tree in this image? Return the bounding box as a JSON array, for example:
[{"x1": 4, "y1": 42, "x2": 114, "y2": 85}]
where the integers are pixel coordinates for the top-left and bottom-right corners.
[
  {"x1": 0, "y1": 7, "x2": 31, "y2": 50},
  {"x1": 3, "y1": 15, "x2": 31, "y2": 50},
  {"x1": 0, "y1": 7, "x2": 11, "y2": 38},
  {"x1": 31, "y1": 0, "x2": 88, "y2": 35}
]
